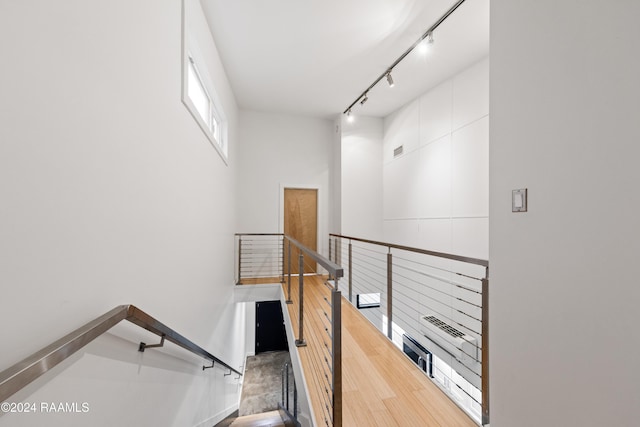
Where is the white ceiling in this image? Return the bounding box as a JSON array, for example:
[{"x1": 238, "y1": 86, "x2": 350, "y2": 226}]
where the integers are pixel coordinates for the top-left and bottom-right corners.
[{"x1": 201, "y1": 0, "x2": 489, "y2": 119}]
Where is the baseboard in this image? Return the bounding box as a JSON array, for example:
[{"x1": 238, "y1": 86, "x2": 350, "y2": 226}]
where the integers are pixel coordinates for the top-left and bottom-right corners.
[{"x1": 194, "y1": 403, "x2": 239, "y2": 427}]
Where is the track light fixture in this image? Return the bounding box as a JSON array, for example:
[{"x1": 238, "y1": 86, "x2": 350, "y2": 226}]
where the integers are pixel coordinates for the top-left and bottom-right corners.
[
  {"x1": 386, "y1": 72, "x2": 395, "y2": 88},
  {"x1": 418, "y1": 31, "x2": 434, "y2": 54},
  {"x1": 342, "y1": 0, "x2": 466, "y2": 117},
  {"x1": 346, "y1": 109, "x2": 354, "y2": 123}
]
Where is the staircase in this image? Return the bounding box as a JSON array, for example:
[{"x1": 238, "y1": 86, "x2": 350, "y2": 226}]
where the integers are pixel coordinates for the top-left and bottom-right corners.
[
  {"x1": 214, "y1": 351, "x2": 299, "y2": 427},
  {"x1": 214, "y1": 409, "x2": 294, "y2": 427}
]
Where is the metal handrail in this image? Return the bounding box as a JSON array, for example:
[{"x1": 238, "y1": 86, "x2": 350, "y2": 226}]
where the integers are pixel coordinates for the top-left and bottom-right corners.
[
  {"x1": 330, "y1": 232, "x2": 489, "y2": 425},
  {"x1": 285, "y1": 235, "x2": 343, "y2": 279},
  {"x1": 0, "y1": 304, "x2": 242, "y2": 403},
  {"x1": 234, "y1": 233, "x2": 343, "y2": 278},
  {"x1": 235, "y1": 233, "x2": 343, "y2": 287},
  {"x1": 329, "y1": 233, "x2": 488, "y2": 267}
]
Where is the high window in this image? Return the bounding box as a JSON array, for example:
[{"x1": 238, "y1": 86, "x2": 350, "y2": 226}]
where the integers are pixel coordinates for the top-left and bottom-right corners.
[{"x1": 182, "y1": 5, "x2": 228, "y2": 163}]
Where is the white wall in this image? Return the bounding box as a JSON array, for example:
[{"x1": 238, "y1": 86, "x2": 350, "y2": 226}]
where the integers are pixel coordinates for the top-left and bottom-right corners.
[
  {"x1": 382, "y1": 58, "x2": 489, "y2": 259},
  {"x1": 340, "y1": 116, "x2": 384, "y2": 240},
  {"x1": 0, "y1": 1, "x2": 245, "y2": 425},
  {"x1": 331, "y1": 119, "x2": 342, "y2": 234},
  {"x1": 491, "y1": 1, "x2": 640, "y2": 426},
  {"x1": 237, "y1": 110, "x2": 334, "y2": 255}
]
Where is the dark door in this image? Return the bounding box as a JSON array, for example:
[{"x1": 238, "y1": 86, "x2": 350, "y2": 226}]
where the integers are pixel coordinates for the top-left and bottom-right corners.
[{"x1": 255, "y1": 301, "x2": 289, "y2": 353}]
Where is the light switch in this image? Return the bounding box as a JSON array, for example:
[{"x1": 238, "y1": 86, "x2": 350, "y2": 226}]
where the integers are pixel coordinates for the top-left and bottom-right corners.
[{"x1": 512, "y1": 189, "x2": 527, "y2": 212}]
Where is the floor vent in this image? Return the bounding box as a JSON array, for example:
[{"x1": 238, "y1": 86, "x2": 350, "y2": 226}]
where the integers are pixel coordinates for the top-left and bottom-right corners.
[
  {"x1": 420, "y1": 313, "x2": 477, "y2": 364},
  {"x1": 393, "y1": 145, "x2": 403, "y2": 157}
]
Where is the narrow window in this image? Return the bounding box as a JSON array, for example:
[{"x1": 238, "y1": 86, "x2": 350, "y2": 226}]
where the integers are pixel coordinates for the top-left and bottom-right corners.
[
  {"x1": 187, "y1": 58, "x2": 212, "y2": 129},
  {"x1": 182, "y1": 0, "x2": 228, "y2": 161}
]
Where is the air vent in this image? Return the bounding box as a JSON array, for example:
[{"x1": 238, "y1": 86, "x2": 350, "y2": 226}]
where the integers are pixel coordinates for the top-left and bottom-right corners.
[
  {"x1": 393, "y1": 145, "x2": 404, "y2": 157},
  {"x1": 422, "y1": 315, "x2": 465, "y2": 338},
  {"x1": 420, "y1": 313, "x2": 477, "y2": 364}
]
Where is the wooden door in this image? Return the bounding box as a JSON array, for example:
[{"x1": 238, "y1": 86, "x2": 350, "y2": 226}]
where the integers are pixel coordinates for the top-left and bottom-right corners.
[{"x1": 284, "y1": 188, "x2": 317, "y2": 274}]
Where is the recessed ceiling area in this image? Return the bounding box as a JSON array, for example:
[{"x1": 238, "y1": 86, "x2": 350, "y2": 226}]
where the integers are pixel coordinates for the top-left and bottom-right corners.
[{"x1": 201, "y1": 0, "x2": 489, "y2": 119}]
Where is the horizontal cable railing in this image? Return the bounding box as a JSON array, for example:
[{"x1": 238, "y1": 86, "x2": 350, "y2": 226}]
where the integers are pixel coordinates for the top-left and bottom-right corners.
[
  {"x1": 235, "y1": 233, "x2": 284, "y2": 284},
  {"x1": 235, "y1": 233, "x2": 343, "y2": 427},
  {"x1": 0, "y1": 304, "x2": 242, "y2": 403},
  {"x1": 329, "y1": 233, "x2": 489, "y2": 426}
]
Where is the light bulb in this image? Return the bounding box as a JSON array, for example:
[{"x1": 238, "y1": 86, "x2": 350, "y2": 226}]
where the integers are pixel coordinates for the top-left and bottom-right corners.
[{"x1": 346, "y1": 110, "x2": 354, "y2": 123}]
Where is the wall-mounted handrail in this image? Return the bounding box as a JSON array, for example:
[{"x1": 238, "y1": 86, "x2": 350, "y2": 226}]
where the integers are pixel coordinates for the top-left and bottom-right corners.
[
  {"x1": 330, "y1": 233, "x2": 488, "y2": 267},
  {"x1": 0, "y1": 304, "x2": 242, "y2": 403}
]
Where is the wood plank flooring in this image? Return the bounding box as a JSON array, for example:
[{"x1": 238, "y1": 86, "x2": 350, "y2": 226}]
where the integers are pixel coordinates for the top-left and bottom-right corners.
[
  {"x1": 282, "y1": 275, "x2": 477, "y2": 427},
  {"x1": 238, "y1": 277, "x2": 284, "y2": 285}
]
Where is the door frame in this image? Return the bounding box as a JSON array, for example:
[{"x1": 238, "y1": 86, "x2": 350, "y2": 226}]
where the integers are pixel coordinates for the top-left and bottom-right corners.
[{"x1": 279, "y1": 183, "x2": 325, "y2": 274}]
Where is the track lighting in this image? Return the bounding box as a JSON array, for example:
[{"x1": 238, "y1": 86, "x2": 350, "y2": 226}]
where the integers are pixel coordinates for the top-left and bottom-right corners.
[
  {"x1": 346, "y1": 109, "x2": 354, "y2": 123},
  {"x1": 342, "y1": 0, "x2": 466, "y2": 116},
  {"x1": 386, "y1": 72, "x2": 394, "y2": 88},
  {"x1": 418, "y1": 32, "x2": 434, "y2": 54}
]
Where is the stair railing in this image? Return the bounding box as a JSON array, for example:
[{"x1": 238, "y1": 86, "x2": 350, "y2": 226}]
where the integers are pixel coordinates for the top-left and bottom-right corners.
[
  {"x1": 236, "y1": 233, "x2": 343, "y2": 427},
  {"x1": 0, "y1": 304, "x2": 242, "y2": 403},
  {"x1": 280, "y1": 362, "x2": 298, "y2": 424},
  {"x1": 330, "y1": 233, "x2": 490, "y2": 426},
  {"x1": 284, "y1": 235, "x2": 343, "y2": 427}
]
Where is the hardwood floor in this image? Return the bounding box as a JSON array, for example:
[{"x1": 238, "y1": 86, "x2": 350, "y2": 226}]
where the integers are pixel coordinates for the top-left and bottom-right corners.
[
  {"x1": 282, "y1": 275, "x2": 477, "y2": 427},
  {"x1": 238, "y1": 277, "x2": 284, "y2": 285}
]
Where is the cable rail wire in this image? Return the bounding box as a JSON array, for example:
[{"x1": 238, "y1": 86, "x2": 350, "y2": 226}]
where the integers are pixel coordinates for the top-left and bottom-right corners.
[
  {"x1": 236, "y1": 233, "x2": 343, "y2": 427},
  {"x1": 350, "y1": 270, "x2": 385, "y2": 289},
  {"x1": 330, "y1": 233, "x2": 489, "y2": 426},
  {"x1": 351, "y1": 246, "x2": 388, "y2": 261},
  {"x1": 391, "y1": 272, "x2": 481, "y2": 321},
  {"x1": 392, "y1": 251, "x2": 485, "y2": 280},
  {"x1": 237, "y1": 232, "x2": 488, "y2": 425},
  {"x1": 351, "y1": 243, "x2": 389, "y2": 256},
  {"x1": 392, "y1": 261, "x2": 482, "y2": 296},
  {"x1": 349, "y1": 250, "x2": 389, "y2": 272},
  {"x1": 349, "y1": 256, "x2": 387, "y2": 276}
]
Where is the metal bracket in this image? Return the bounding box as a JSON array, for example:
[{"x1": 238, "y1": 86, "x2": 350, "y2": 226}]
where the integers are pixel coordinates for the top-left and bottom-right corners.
[
  {"x1": 295, "y1": 339, "x2": 307, "y2": 347},
  {"x1": 138, "y1": 335, "x2": 165, "y2": 352},
  {"x1": 202, "y1": 360, "x2": 215, "y2": 371},
  {"x1": 224, "y1": 368, "x2": 232, "y2": 377}
]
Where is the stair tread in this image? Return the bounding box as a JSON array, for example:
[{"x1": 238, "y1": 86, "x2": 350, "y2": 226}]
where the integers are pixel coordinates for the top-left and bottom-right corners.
[{"x1": 229, "y1": 410, "x2": 285, "y2": 427}]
